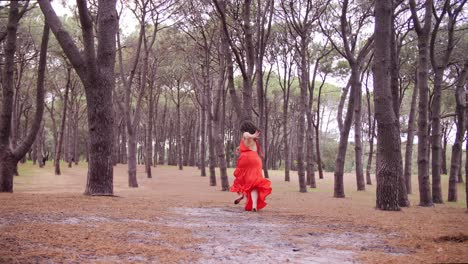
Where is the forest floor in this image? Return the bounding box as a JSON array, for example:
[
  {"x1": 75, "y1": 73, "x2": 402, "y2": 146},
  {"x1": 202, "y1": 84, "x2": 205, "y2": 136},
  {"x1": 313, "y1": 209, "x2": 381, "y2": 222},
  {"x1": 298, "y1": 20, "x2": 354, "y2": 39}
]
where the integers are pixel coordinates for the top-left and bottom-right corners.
[{"x1": 0, "y1": 162, "x2": 467, "y2": 264}]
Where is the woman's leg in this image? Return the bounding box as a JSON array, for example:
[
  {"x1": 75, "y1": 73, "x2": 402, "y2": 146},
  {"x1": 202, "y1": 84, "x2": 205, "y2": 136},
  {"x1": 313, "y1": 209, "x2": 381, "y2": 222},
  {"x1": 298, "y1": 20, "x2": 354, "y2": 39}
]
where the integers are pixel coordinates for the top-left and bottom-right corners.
[{"x1": 251, "y1": 189, "x2": 258, "y2": 211}]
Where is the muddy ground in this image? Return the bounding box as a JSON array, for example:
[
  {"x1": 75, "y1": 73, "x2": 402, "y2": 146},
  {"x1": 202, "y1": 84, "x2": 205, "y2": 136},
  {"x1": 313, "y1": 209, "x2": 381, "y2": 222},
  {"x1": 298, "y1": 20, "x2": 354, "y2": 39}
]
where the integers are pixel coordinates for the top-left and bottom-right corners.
[{"x1": 0, "y1": 162, "x2": 467, "y2": 263}]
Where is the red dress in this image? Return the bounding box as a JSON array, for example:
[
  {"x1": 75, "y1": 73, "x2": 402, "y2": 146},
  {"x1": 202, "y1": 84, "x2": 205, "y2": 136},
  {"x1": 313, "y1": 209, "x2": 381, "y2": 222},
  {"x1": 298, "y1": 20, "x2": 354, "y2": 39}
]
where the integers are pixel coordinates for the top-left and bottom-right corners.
[{"x1": 230, "y1": 139, "x2": 272, "y2": 211}]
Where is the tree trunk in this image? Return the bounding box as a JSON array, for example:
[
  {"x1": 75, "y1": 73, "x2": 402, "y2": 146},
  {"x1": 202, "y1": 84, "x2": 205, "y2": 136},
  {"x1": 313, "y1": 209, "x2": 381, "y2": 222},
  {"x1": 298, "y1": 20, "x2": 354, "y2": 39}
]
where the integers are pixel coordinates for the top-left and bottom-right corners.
[
  {"x1": 40, "y1": 0, "x2": 117, "y2": 196},
  {"x1": 200, "y1": 98, "x2": 207, "y2": 177},
  {"x1": 213, "y1": 43, "x2": 229, "y2": 191},
  {"x1": 448, "y1": 61, "x2": 468, "y2": 201},
  {"x1": 404, "y1": 77, "x2": 418, "y2": 194},
  {"x1": 409, "y1": 0, "x2": 433, "y2": 206},
  {"x1": 73, "y1": 106, "x2": 79, "y2": 165},
  {"x1": 353, "y1": 68, "x2": 365, "y2": 191},
  {"x1": 38, "y1": 124, "x2": 45, "y2": 168},
  {"x1": 190, "y1": 111, "x2": 197, "y2": 167},
  {"x1": 390, "y1": 19, "x2": 409, "y2": 207},
  {"x1": 146, "y1": 95, "x2": 154, "y2": 178},
  {"x1": 374, "y1": 0, "x2": 400, "y2": 210},
  {"x1": 366, "y1": 118, "x2": 376, "y2": 185},
  {"x1": 67, "y1": 94, "x2": 75, "y2": 168},
  {"x1": 365, "y1": 76, "x2": 374, "y2": 185},
  {"x1": 207, "y1": 96, "x2": 216, "y2": 186},
  {"x1": 177, "y1": 87, "x2": 183, "y2": 171},
  {"x1": 297, "y1": 39, "x2": 308, "y2": 193},
  {"x1": 337, "y1": 80, "x2": 351, "y2": 133},
  {"x1": 283, "y1": 94, "x2": 290, "y2": 182},
  {"x1": 54, "y1": 68, "x2": 71, "y2": 175},
  {"x1": 306, "y1": 85, "x2": 316, "y2": 187},
  {"x1": 315, "y1": 76, "x2": 325, "y2": 180},
  {"x1": 32, "y1": 134, "x2": 38, "y2": 165},
  {"x1": 1, "y1": 9, "x2": 47, "y2": 192},
  {"x1": 334, "y1": 75, "x2": 356, "y2": 198},
  {"x1": 121, "y1": 122, "x2": 127, "y2": 164},
  {"x1": 431, "y1": 69, "x2": 444, "y2": 203},
  {"x1": 441, "y1": 124, "x2": 448, "y2": 175}
]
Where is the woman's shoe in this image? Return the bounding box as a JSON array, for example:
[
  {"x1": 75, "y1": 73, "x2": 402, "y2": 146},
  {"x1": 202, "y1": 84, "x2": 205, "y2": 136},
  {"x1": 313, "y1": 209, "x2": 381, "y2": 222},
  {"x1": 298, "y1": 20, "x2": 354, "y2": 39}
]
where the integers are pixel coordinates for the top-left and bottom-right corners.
[
  {"x1": 234, "y1": 195, "x2": 244, "y2": 204},
  {"x1": 252, "y1": 208, "x2": 257, "y2": 212}
]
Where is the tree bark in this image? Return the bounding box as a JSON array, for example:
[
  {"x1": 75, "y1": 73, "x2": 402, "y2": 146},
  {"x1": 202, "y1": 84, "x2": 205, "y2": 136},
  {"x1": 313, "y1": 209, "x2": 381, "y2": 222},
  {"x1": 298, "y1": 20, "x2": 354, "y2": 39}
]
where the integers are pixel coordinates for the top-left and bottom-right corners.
[
  {"x1": 146, "y1": 94, "x2": 154, "y2": 178},
  {"x1": 409, "y1": 0, "x2": 433, "y2": 206},
  {"x1": 390, "y1": 18, "x2": 409, "y2": 207},
  {"x1": 38, "y1": 124, "x2": 45, "y2": 168},
  {"x1": 297, "y1": 38, "x2": 308, "y2": 193},
  {"x1": 365, "y1": 75, "x2": 374, "y2": 185},
  {"x1": 213, "y1": 38, "x2": 230, "y2": 191},
  {"x1": 353, "y1": 68, "x2": 365, "y2": 191},
  {"x1": 54, "y1": 68, "x2": 71, "y2": 175},
  {"x1": 448, "y1": 61, "x2": 468, "y2": 202},
  {"x1": 334, "y1": 76, "x2": 355, "y2": 198},
  {"x1": 441, "y1": 123, "x2": 449, "y2": 175},
  {"x1": 1, "y1": 7, "x2": 47, "y2": 192},
  {"x1": 429, "y1": 0, "x2": 464, "y2": 202},
  {"x1": 337, "y1": 80, "x2": 351, "y2": 133},
  {"x1": 177, "y1": 82, "x2": 183, "y2": 171},
  {"x1": 374, "y1": 0, "x2": 400, "y2": 211},
  {"x1": 39, "y1": 0, "x2": 117, "y2": 196},
  {"x1": 404, "y1": 75, "x2": 418, "y2": 194},
  {"x1": 315, "y1": 74, "x2": 326, "y2": 180}
]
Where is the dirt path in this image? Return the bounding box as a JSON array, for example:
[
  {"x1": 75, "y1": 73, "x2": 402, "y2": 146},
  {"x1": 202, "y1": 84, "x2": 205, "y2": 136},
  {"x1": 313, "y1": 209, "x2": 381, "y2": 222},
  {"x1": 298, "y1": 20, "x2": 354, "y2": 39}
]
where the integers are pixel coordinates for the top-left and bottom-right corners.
[{"x1": 0, "y1": 163, "x2": 467, "y2": 263}]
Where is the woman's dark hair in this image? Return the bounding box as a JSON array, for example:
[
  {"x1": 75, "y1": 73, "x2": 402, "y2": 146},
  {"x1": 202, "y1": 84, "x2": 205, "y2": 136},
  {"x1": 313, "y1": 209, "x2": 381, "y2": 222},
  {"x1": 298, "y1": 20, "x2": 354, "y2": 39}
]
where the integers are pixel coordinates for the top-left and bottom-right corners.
[{"x1": 240, "y1": 120, "x2": 259, "y2": 134}]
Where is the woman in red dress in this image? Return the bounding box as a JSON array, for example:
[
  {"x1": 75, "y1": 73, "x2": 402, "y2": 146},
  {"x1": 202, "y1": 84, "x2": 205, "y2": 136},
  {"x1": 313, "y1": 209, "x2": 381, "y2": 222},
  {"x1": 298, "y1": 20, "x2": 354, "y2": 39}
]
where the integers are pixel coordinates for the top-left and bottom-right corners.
[{"x1": 231, "y1": 120, "x2": 272, "y2": 212}]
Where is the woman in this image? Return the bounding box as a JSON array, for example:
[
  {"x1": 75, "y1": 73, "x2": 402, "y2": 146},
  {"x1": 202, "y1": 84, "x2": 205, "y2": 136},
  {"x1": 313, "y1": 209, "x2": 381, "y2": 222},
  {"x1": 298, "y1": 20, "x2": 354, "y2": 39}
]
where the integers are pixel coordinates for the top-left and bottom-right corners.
[{"x1": 231, "y1": 120, "x2": 272, "y2": 212}]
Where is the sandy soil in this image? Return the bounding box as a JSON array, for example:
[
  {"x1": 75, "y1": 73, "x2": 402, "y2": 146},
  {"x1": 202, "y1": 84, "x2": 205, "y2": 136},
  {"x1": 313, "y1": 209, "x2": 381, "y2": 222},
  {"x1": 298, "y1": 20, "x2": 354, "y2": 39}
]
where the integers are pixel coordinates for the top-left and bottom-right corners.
[{"x1": 0, "y1": 162, "x2": 467, "y2": 263}]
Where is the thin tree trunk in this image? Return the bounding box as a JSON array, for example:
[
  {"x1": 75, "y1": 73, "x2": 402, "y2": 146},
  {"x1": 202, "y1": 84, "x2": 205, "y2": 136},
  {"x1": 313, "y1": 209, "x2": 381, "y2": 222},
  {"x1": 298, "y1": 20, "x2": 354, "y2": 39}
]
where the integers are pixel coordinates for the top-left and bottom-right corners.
[
  {"x1": 431, "y1": 69, "x2": 444, "y2": 203},
  {"x1": 207, "y1": 92, "x2": 216, "y2": 185},
  {"x1": 283, "y1": 96, "x2": 290, "y2": 182},
  {"x1": 67, "y1": 94, "x2": 75, "y2": 168},
  {"x1": 409, "y1": 0, "x2": 433, "y2": 206},
  {"x1": 365, "y1": 74, "x2": 374, "y2": 185},
  {"x1": 73, "y1": 106, "x2": 79, "y2": 165},
  {"x1": 297, "y1": 39, "x2": 308, "y2": 193},
  {"x1": 1, "y1": 9, "x2": 47, "y2": 192},
  {"x1": 38, "y1": 124, "x2": 45, "y2": 168},
  {"x1": 390, "y1": 19, "x2": 409, "y2": 207},
  {"x1": 334, "y1": 75, "x2": 356, "y2": 198},
  {"x1": 54, "y1": 69, "x2": 71, "y2": 175},
  {"x1": 121, "y1": 122, "x2": 127, "y2": 164},
  {"x1": 214, "y1": 43, "x2": 229, "y2": 191},
  {"x1": 177, "y1": 87, "x2": 183, "y2": 171},
  {"x1": 404, "y1": 76, "x2": 418, "y2": 194},
  {"x1": 315, "y1": 75, "x2": 325, "y2": 180},
  {"x1": 200, "y1": 95, "x2": 207, "y2": 177},
  {"x1": 441, "y1": 124, "x2": 448, "y2": 175},
  {"x1": 448, "y1": 61, "x2": 468, "y2": 201},
  {"x1": 353, "y1": 68, "x2": 365, "y2": 191},
  {"x1": 337, "y1": 80, "x2": 351, "y2": 133},
  {"x1": 146, "y1": 95, "x2": 154, "y2": 178}
]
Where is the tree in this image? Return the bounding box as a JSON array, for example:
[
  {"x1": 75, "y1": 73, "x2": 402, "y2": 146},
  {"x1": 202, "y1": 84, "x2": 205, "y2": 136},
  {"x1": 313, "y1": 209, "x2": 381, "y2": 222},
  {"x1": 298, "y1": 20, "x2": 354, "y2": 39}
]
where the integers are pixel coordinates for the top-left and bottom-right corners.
[
  {"x1": 1, "y1": 1, "x2": 48, "y2": 192},
  {"x1": 272, "y1": 25, "x2": 295, "y2": 182},
  {"x1": 448, "y1": 61, "x2": 468, "y2": 202},
  {"x1": 39, "y1": 0, "x2": 117, "y2": 195},
  {"x1": 430, "y1": 0, "x2": 467, "y2": 203},
  {"x1": 281, "y1": 0, "x2": 321, "y2": 192},
  {"x1": 53, "y1": 68, "x2": 71, "y2": 175},
  {"x1": 409, "y1": 0, "x2": 434, "y2": 206},
  {"x1": 374, "y1": 0, "x2": 400, "y2": 211},
  {"x1": 320, "y1": 0, "x2": 373, "y2": 196}
]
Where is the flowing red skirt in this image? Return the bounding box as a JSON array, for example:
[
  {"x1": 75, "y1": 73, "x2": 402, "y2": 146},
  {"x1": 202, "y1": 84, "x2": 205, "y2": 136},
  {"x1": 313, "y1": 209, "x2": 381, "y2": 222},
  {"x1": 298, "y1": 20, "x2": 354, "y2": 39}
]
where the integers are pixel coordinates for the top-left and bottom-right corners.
[{"x1": 230, "y1": 143, "x2": 272, "y2": 211}]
